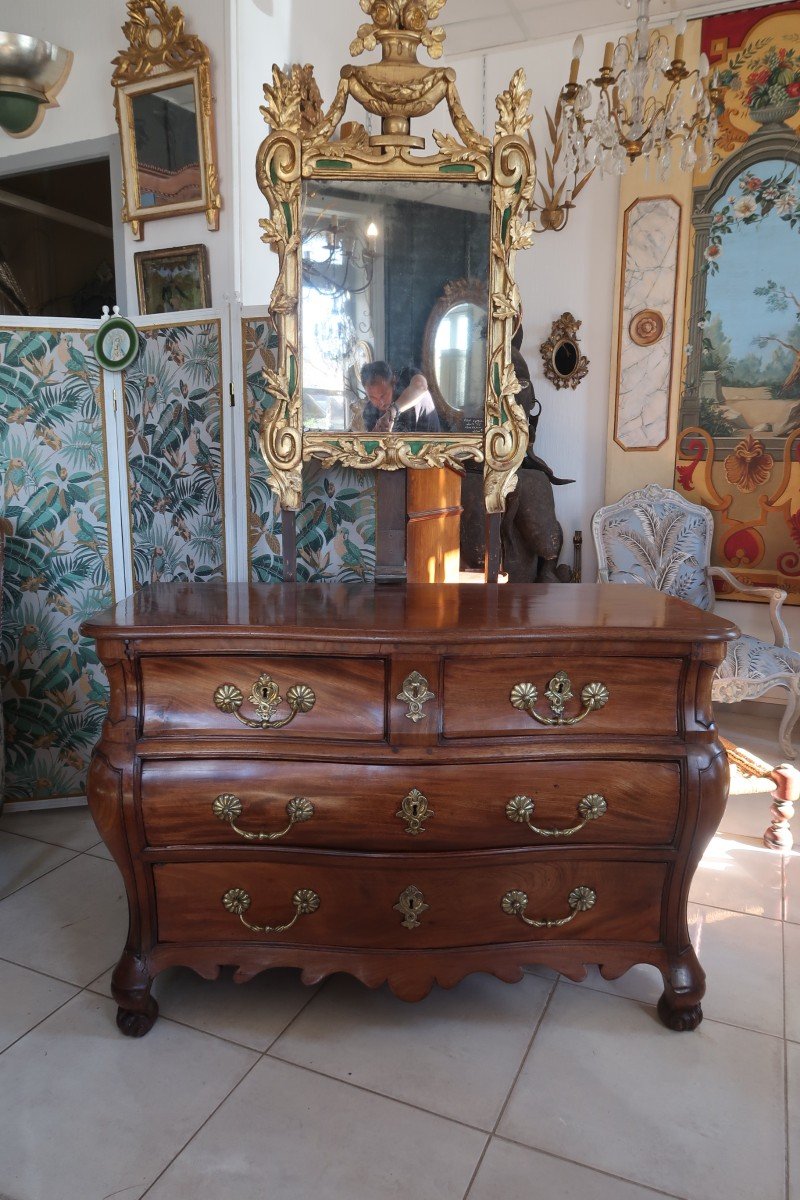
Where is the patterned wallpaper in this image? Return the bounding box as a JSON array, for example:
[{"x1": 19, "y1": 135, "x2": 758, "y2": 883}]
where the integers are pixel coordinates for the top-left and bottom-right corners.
[
  {"x1": 0, "y1": 329, "x2": 113, "y2": 802},
  {"x1": 123, "y1": 320, "x2": 226, "y2": 587},
  {"x1": 243, "y1": 316, "x2": 376, "y2": 583}
]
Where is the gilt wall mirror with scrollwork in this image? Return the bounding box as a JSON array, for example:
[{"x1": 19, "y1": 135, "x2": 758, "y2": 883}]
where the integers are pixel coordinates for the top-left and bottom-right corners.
[
  {"x1": 111, "y1": 0, "x2": 221, "y2": 241},
  {"x1": 255, "y1": 0, "x2": 536, "y2": 541}
]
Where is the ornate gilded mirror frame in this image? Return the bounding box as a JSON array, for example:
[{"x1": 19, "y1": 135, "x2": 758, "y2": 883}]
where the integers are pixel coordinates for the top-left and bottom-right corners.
[
  {"x1": 255, "y1": 0, "x2": 535, "y2": 520},
  {"x1": 540, "y1": 312, "x2": 589, "y2": 390},
  {"x1": 111, "y1": 0, "x2": 221, "y2": 241}
]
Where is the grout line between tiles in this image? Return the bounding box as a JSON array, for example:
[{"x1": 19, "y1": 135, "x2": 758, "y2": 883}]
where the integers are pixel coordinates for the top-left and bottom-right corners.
[
  {"x1": 0, "y1": 846, "x2": 83, "y2": 904},
  {"x1": 0, "y1": 952, "x2": 95, "y2": 990},
  {"x1": 489, "y1": 1133, "x2": 692, "y2": 1200},
  {"x1": 462, "y1": 975, "x2": 559, "y2": 1200},
  {"x1": 0, "y1": 818, "x2": 93, "y2": 854},
  {"x1": 137, "y1": 1055, "x2": 265, "y2": 1199}
]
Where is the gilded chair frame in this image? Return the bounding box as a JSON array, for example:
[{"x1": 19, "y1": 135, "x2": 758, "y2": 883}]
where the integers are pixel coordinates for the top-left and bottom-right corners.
[
  {"x1": 111, "y1": 0, "x2": 221, "y2": 241},
  {"x1": 255, "y1": 2, "x2": 536, "y2": 515}
]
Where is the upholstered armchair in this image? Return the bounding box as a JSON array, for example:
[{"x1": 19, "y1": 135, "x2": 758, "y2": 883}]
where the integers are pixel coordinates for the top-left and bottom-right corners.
[{"x1": 592, "y1": 483, "x2": 800, "y2": 758}]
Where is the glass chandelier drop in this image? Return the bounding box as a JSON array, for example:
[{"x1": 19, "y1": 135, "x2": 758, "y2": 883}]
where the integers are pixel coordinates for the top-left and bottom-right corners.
[{"x1": 561, "y1": 0, "x2": 721, "y2": 182}]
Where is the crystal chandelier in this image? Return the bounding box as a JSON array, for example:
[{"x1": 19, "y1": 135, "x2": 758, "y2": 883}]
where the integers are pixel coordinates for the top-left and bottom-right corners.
[
  {"x1": 302, "y1": 214, "x2": 379, "y2": 301},
  {"x1": 561, "y1": 1, "x2": 722, "y2": 181}
]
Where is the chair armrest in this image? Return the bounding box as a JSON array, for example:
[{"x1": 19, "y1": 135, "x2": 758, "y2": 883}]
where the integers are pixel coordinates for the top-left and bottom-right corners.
[{"x1": 709, "y1": 566, "x2": 790, "y2": 648}]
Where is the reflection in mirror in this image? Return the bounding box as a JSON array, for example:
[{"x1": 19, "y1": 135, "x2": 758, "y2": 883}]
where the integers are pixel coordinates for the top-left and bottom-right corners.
[
  {"x1": 131, "y1": 81, "x2": 202, "y2": 209},
  {"x1": 301, "y1": 178, "x2": 490, "y2": 435}
]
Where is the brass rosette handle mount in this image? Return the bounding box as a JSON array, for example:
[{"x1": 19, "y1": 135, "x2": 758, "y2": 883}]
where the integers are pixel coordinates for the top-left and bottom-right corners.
[
  {"x1": 222, "y1": 887, "x2": 320, "y2": 934},
  {"x1": 501, "y1": 885, "x2": 597, "y2": 928},
  {"x1": 505, "y1": 792, "x2": 607, "y2": 838},
  {"x1": 213, "y1": 672, "x2": 316, "y2": 730},
  {"x1": 510, "y1": 670, "x2": 609, "y2": 727},
  {"x1": 213, "y1": 793, "x2": 315, "y2": 842}
]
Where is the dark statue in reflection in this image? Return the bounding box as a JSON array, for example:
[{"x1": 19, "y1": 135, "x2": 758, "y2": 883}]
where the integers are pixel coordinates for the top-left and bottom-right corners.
[{"x1": 461, "y1": 323, "x2": 573, "y2": 583}]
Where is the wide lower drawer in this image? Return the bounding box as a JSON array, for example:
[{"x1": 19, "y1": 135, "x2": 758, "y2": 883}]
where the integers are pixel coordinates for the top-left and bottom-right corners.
[
  {"x1": 139, "y1": 655, "x2": 386, "y2": 740},
  {"x1": 443, "y1": 655, "x2": 683, "y2": 739},
  {"x1": 140, "y1": 758, "x2": 682, "y2": 850},
  {"x1": 153, "y1": 857, "x2": 667, "y2": 949}
]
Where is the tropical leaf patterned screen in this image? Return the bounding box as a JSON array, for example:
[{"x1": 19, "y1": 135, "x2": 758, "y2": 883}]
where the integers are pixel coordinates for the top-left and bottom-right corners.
[
  {"x1": 0, "y1": 329, "x2": 112, "y2": 803},
  {"x1": 243, "y1": 316, "x2": 376, "y2": 582},
  {"x1": 124, "y1": 320, "x2": 226, "y2": 586}
]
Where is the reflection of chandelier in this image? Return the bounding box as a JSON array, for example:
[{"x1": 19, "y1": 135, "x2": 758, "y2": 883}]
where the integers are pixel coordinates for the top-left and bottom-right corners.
[
  {"x1": 313, "y1": 301, "x2": 357, "y2": 367},
  {"x1": 561, "y1": 0, "x2": 721, "y2": 180},
  {"x1": 302, "y1": 214, "x2": 378, "y2": 300}
]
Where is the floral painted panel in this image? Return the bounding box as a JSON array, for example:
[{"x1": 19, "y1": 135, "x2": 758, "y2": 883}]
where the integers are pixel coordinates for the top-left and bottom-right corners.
[
  {"x1": 243, "y1": 317, "x2": 376, "y2": 583},
  {"x1": 0, "y1": 327, "x2": 112, "y2": 802},
  {"x1": 124, "y1": 320, "x2": 226, "y2": 587}
]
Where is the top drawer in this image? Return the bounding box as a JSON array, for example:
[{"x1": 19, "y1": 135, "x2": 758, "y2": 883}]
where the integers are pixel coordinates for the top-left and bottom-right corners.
[
  {"x1": 140, "y1": 655, "x2": 386, "y2": 740},
  {"x1": 443, "y1": 655, "x2": 683, "y2": 739}
]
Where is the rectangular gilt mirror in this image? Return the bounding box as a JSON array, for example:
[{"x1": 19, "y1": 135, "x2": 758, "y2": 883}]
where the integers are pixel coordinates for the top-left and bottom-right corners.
[{"x1": 112, "y1": 0, "x2": 221, "y2": 240}]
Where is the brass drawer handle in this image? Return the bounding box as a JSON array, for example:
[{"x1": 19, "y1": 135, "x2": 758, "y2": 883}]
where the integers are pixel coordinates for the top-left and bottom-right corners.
[
  {"x1": 510, "y1": 671, "x2": 609, "y2": 727},
  {"x1": 222, "y1": 887, "x2": 320, "y2": 933},
  {"x1": 213, "y1": 793, "x2": 315, "y2": 841},
  {"x1": 501, "y1": 885, "x2": 597, "y2": 928},
  {"x1": 213, "y1": 672, "x2": 316, "y2": 730},
  {"x1": 506, "y1": 792, "x2": 607, "y2": 837}
]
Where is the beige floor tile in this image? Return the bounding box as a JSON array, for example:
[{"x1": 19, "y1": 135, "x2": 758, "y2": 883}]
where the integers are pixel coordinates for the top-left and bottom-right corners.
[
  {"x1": 498, "y1": 982, "x2": 785, "y2": 1200},
  {"x1": 468, "y1": 1139, "x2": 678, "y2": 1200},
  {"x1": 270, "y1": 971, "x2": 552, "y2": 1130},
  {"x1": 152, "y1": 966, "x2": 318, "y2": 1050},
  {"x1": 0, "y1": 832, "x2": 75, "y2": 900},
  {"x1": 789, "y1": 1042, "x2": 800, "y2": 1200},
  {"x1": 687, "y1": 903, "x2": 784, "y2": 1036},
  {"x1": 786, "y1": 922, "x2": 800, "y2": 1044},
  {"x1": 0, "y1": 805, "x2": 100, "y2": 851},
  {"x1": 563, "y1": 962, "x2": 663, "y2": 1006},
  {"x1": 690, "y1": 833, "x2": 783, "y2": 919},
  {"x1": 146, "y1": 1055, "x2": 486, "y2": 1200},
  {"x1": 786, "y1": 851, "x2": 800, "y2": 925},
  {"x1": 0, "y1": 853, "x2": 126, "y2": 985},
  {"x1": 0, "y1": 959, "x2": 78, "y2": 1052},
  {"x1": 716, "y1": 789, "x2": 775, "y2": 843},
  {"x1": 0, "y1": 991, "x2": 256, "y2": 1200}
]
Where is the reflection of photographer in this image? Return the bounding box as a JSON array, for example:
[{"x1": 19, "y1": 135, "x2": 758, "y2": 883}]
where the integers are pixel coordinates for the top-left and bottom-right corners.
[{"x1": 360, "y1": 361, "x2": 441, "y2": 434}]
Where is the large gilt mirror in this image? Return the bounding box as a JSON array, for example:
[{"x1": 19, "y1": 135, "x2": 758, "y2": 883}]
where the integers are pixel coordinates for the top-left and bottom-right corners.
[
  {"x1": 256, "y1": 0, "x2": 535, "y2": 578},
  {"x1": 112, "y1": 0, "x2": 221, "y2": 240}
]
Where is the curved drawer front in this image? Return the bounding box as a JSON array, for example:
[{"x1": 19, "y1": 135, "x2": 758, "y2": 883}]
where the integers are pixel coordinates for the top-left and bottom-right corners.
[
  {"x1": 154, "y1": 858, "x2": 667, "y2": 949},
  {"x1": 140, "y1": 655, "x2": 386, "y2": 740},
  {"x1": 140, "y1": 758, "x2": 682, "y2": 851},
  {"x1": 443, "y1": 655, "x2": 683, "y2": 739}
]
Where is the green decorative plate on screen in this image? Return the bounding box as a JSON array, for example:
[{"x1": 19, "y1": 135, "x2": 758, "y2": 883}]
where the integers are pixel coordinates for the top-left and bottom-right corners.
[{"x1": 95, "y1": 307, "x2": 140, "y2": 372}]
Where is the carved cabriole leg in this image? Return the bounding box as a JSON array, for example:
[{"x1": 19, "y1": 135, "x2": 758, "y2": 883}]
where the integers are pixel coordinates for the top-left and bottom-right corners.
[
  {"x1": 87, "y1": 750, "x2": 158, "y2": 1036},
  {"x1": 657, "y1": 944, "x2": 705, "y2": 1032},
  {"x1": 657, "y1": 744, "x2": 727, "y2": 1032}
]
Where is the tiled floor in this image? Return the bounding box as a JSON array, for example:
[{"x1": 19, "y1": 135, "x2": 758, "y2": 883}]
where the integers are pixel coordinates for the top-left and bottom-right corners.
[{"x1": 0, "y1": 710, "x2": 798, "y2": 1200}]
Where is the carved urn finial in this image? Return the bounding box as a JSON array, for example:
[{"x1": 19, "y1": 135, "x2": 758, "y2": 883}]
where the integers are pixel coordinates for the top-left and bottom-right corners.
[{"x1": 344, "y1": 0, "x2": 452, "y2": 144}]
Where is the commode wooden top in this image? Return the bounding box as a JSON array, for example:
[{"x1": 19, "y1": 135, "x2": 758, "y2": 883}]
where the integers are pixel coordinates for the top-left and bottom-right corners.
[{"x1": 84, "y1": 581, "x2": 738, "y2": 648}]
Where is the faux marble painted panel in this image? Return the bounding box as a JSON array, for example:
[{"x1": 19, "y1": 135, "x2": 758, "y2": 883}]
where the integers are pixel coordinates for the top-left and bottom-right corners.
[
  {"x1": 0, "y1": 328, "x2": 113, "y2": 801},
  {"x1": 123, "y1": 320, "x2": 226, "y2": 587},
  {"x1": 243, "y1": 317, "x2": 376, "y2": 583},
  {"x1": 615, "y1": 197, "x2": 680, "y2": 450}
]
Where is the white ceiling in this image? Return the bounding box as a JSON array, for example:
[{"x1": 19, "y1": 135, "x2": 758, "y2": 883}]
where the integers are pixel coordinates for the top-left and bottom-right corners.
[{"x1": 440, "y1": 0, "x2": 788, "y2": 56}]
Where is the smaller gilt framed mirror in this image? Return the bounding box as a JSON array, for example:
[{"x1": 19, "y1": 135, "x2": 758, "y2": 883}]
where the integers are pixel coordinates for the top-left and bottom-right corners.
[
  {"x1": 540, "y1": 312, "x2": 589, "y2": 390},
  {"x1": 111, "y1": 0, "x2": 221, "y2": 240},
  {"x1": 422, "y1": 278, "x2": 488, "y2": 433}
]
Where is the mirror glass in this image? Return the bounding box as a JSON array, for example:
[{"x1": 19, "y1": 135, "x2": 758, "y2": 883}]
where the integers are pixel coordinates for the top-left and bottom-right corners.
[
  {"x1": 131, "y1": 80, "x2": 203, "y2": 209},
  {"x1": 300, "y1": 178, "x2": 491, "y2": 435},
  {"x1": 553, "y1": 339, "x2": 578, "y2": 378}
]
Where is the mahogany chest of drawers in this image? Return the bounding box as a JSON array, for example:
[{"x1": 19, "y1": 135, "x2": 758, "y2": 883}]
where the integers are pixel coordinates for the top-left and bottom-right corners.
[{"x1": 83, "y1": 581, "x2": 736, "y2": 1036}]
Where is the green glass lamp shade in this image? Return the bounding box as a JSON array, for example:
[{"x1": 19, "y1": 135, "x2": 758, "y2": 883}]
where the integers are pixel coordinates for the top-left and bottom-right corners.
[{"x1": 0, "y1": 90, "x2": 43, "y2": 133}]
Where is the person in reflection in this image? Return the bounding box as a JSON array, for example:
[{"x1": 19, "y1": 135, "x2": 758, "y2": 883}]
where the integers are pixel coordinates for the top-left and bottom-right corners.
[{"x1": 360, "y1": 361, "x2": 441, "y2": 434}]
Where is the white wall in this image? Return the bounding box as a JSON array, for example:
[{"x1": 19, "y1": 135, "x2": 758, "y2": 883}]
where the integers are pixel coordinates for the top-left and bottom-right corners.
[{"x1": 0, "y1": 0, "x2": 235, "y2": 317}]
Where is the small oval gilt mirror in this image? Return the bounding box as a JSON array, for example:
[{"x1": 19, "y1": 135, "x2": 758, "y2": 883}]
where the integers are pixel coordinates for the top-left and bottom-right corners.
[
  {"x1": 540, "y1": 312, "x2": 589, "y2": 390},
  {"x1": 422, "y1": 278, "x2": 488, "y2": 432}
]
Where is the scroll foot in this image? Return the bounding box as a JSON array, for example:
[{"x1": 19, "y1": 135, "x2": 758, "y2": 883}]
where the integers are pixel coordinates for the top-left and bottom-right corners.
[
  {"x1": 116, "y1": 997, "x2": 159, "y2": 1038},
  {"x1": 657, "y1": 945, "x2": 705, "y2": 1032}
]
